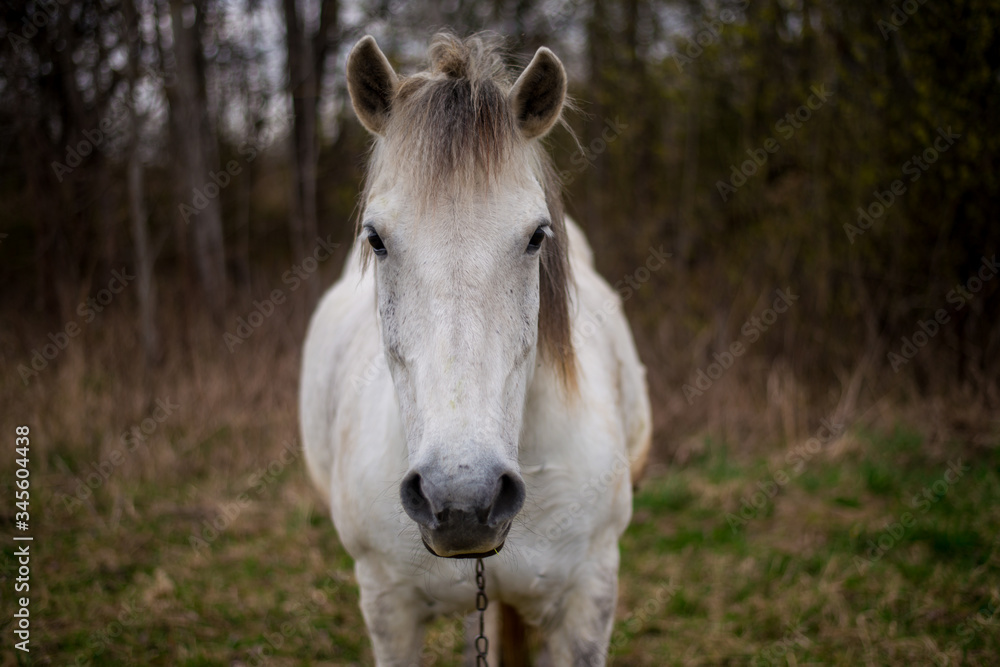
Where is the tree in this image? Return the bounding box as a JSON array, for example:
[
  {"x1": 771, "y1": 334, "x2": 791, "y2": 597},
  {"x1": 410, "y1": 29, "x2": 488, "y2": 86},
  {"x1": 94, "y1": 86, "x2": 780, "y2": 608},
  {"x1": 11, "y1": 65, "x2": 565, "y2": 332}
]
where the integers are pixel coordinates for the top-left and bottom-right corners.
[
  {"x1": 165, "y1": 0, "x2": 226, "y2": 315},
  {"x1": 284, "y1": 0, "x2": 339, "y2": 299}
]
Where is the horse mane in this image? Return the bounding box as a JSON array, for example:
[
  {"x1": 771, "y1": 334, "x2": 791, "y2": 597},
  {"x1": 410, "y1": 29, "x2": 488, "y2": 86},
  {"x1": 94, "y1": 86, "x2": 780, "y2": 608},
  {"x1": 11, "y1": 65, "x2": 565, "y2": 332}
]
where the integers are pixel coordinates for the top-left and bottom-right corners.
[{"x1": 356, "y1": 32, "x2": 577, "y2": 391}]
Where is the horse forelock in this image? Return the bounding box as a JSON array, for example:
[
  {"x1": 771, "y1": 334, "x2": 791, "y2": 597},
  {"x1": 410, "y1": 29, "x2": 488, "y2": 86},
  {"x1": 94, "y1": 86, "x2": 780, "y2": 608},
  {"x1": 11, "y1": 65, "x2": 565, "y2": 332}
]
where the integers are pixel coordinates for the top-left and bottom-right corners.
[
  {"x1": 357, "y1": 32, "x2": 577, "y2": 392},
  {"x1": 374, "y1": 32, "x2": 519, "y2": 202}
]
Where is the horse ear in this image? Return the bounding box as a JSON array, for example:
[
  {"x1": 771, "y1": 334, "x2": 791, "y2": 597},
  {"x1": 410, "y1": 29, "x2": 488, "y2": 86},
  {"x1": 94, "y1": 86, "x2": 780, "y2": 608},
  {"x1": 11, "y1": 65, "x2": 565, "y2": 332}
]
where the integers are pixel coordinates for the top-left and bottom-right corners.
[
  {"x1": 509, "y1": 47, "x2": 567, "y2": 140},
  {"x1": 347, "y1": 36, "x2": 399, "y2": 135}
]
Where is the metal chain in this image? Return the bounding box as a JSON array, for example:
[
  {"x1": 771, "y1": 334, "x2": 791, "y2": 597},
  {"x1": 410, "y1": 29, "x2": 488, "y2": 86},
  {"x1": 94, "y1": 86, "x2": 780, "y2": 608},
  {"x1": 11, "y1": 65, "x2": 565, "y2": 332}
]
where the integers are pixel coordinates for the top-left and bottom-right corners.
[{"x1": 475, "y1": 557, "x2": 489, "y2": 666}]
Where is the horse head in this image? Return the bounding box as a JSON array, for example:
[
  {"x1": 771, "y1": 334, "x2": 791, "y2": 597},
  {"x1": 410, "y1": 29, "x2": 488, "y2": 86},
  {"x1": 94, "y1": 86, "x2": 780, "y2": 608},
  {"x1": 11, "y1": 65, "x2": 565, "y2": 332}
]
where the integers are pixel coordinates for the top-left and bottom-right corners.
[{"x1": 346, "y1": 33, "x2": 574, "y2": 557}]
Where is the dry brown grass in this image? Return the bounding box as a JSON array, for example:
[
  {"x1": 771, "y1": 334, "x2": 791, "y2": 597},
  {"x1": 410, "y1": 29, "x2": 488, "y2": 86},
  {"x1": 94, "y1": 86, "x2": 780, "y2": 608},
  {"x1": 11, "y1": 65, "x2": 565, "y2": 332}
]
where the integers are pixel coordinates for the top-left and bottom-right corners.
[{"x1": 1, "y1": 260, "x2": 997, "y2": 665}]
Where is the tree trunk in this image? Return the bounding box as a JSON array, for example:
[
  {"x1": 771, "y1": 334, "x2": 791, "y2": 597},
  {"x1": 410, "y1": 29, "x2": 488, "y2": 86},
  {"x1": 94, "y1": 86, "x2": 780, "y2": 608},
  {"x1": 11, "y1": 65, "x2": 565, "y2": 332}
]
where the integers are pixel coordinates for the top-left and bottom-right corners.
[
  {"x1": 283, "y1": 0, "x2": 338, "y2": 302},
  {"x1": 282, "y1": 0, "x2": 315, "y2": 265},
  {"x1": 125, "y1": 0, "x2": 161, "y2": 366},
  {"x1": 169, "y1": 0, "x2": 226, "y2": 316},
  {"x1": 128, "y1": 149, "x2": 161, "y2": 365}
]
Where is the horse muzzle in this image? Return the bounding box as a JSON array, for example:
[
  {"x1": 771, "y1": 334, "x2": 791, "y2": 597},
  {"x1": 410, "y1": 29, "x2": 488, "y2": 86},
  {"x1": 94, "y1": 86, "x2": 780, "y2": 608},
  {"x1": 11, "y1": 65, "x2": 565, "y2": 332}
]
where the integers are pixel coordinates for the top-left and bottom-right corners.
[
  {"x1": 420, "y1": 523, "x2": 510, "y2": 559},
  {"x1": 400, "y1": 463, "x2": 525, "y2": 558}
]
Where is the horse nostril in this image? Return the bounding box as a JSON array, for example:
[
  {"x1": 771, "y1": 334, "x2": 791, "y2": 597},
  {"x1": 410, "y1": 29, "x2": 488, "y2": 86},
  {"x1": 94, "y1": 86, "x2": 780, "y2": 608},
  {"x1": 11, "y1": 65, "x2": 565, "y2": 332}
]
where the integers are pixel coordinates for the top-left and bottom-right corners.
[
  {"x1": 487, "y1": 473, "x2": 526, "y2": 527},
  {"x1": 400, "y1": 472, "x2": 436, "y2": 528}
]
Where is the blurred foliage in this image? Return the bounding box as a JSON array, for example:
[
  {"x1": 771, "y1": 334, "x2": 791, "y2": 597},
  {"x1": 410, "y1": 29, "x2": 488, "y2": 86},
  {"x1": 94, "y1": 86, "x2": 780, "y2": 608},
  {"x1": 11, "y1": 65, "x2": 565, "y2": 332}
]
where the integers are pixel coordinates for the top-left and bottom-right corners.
[
  {"x1": 1, "y1": 5, "x2": 998, "y2": 661},
  {"x1": 1, "y1": 0, "x2": 998, "y2": 421}
]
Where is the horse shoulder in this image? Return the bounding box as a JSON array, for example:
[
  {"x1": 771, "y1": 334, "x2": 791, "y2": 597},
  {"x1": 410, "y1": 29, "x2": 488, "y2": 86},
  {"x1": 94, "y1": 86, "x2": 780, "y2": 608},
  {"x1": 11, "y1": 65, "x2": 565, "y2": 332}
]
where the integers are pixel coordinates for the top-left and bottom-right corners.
[
  {"x1": 566, "y1": 229, "x2": 653, "y2": 487},
  {"x1": 564, "y1": 216, "x2": 595, "y2": 269},
  {"x1": 300, "y1": 245, "x2": 382, "y2": 504}
]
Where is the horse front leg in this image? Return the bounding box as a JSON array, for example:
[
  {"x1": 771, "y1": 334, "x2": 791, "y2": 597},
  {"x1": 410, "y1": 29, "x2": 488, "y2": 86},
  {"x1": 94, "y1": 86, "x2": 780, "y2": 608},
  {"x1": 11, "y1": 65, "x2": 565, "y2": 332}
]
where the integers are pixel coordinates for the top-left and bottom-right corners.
[
  {"x1": 355, "y1": 560, "x2": 429, "y2": 667},
  {"x1": 537, "y1": 557, "x2": 620, "y2": 667}
]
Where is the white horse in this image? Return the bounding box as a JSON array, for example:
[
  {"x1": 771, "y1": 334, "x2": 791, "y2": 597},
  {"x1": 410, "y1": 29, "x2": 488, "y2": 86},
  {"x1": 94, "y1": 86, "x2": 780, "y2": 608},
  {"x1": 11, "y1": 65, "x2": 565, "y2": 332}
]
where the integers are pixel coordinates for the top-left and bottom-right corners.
[{"x1": 300, "y1": 33, "x2": 651, "y2": 666}]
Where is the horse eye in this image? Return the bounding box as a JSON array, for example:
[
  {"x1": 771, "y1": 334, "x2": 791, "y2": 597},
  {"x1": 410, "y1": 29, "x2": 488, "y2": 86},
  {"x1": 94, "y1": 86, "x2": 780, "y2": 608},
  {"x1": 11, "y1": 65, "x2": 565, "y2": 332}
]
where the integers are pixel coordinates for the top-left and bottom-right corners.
[
  {"x1": 367, "y1": 229, "x2": 387, "y2": 256},
  {"x1": 526, "y1": 227, "x2": 546, "y2": 254}
]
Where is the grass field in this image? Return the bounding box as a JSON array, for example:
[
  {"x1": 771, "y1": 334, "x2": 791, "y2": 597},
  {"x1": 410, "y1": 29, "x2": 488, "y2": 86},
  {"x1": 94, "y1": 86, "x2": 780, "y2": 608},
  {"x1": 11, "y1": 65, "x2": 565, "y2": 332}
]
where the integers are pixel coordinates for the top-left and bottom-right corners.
[{"x1": 2, "y1": 306, "x2": 999, "y2": 666}]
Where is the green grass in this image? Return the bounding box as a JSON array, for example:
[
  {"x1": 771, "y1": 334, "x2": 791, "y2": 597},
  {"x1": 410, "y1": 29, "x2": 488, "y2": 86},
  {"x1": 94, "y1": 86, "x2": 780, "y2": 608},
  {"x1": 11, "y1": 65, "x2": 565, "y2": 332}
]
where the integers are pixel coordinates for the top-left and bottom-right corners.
[
  {"x1": 2, "y1": 426, "x2": 998, "y2": 666},
  {"x1": 614, "y1": 428, "x2": 1000, "y2": 666}
]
